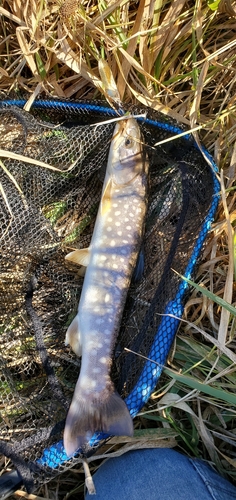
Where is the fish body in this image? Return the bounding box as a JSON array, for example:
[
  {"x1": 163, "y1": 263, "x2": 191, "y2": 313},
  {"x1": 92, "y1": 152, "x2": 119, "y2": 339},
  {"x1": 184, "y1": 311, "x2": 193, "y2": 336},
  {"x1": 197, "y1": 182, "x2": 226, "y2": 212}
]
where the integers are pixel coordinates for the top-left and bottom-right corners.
[{"x1": 64, "y1": 117, "x2": 148, "y2": 457}]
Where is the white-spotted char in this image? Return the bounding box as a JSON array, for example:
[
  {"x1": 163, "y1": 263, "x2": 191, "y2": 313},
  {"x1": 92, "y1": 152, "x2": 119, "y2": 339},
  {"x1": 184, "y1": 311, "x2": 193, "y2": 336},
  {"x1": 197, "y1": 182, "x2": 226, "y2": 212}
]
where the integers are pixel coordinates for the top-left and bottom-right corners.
[{"x1": 63, "y1": 117, "x2": 149, "y2": 457}]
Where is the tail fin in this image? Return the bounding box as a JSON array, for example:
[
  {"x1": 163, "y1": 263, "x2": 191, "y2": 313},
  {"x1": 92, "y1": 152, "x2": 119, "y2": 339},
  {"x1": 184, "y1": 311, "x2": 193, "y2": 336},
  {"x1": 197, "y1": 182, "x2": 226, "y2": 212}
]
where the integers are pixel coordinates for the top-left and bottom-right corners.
[{"x1": 63, "y1": 388, "x2": 133, "y2": 457}]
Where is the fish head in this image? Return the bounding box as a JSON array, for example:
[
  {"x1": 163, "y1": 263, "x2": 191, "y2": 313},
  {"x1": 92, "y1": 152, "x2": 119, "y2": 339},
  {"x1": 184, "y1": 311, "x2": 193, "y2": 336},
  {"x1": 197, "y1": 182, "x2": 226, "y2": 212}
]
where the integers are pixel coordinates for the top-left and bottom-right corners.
[{"x1": 108, "y1": 117, "x2": 144, "y2": 185}]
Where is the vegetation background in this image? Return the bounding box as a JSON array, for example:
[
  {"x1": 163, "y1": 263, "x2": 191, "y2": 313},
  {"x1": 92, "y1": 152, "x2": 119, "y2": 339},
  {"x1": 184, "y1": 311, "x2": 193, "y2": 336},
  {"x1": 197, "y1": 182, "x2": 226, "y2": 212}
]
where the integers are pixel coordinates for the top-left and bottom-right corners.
[{"x1": 0, "y1": 0, "x2": 236, "y2": 498}]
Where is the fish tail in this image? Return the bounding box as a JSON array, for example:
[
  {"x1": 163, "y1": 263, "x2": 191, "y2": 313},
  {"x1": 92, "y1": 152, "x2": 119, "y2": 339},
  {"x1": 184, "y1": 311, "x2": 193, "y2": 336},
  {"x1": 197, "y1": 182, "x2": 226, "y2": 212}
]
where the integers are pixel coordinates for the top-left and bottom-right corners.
[{"x1": 63, "y1": 385, "x2": 133, "y2": 457}]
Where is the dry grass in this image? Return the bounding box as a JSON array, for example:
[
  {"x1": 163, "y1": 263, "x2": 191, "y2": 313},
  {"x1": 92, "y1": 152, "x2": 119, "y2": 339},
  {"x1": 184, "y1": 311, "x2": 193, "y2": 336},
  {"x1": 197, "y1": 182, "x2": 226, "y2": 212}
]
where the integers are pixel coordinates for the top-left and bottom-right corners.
[{"x1": 1, "y1": 0, "x2": 236, "y2": 498}]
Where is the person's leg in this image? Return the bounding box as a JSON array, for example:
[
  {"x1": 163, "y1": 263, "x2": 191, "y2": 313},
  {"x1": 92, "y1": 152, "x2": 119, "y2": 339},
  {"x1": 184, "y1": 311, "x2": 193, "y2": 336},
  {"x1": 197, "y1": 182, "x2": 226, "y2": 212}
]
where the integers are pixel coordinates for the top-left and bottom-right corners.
[{"x1": 85, "y1": 448, "x2": 236, "y2": 499}]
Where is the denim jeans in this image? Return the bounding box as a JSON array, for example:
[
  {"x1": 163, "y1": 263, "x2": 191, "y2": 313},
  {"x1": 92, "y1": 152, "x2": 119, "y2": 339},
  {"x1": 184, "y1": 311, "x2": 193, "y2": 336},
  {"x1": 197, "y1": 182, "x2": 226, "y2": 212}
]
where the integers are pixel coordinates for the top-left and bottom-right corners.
[{"x1": 85, "y1": 448, "x2": 236, "y2": 499}]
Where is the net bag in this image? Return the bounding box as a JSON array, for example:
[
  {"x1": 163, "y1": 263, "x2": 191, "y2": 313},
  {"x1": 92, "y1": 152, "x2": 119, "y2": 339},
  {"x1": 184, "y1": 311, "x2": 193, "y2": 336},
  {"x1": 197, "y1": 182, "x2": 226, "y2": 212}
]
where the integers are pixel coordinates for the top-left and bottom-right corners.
[{"x1": 0, "y1": 98, "x2": 220, "y2": 494}]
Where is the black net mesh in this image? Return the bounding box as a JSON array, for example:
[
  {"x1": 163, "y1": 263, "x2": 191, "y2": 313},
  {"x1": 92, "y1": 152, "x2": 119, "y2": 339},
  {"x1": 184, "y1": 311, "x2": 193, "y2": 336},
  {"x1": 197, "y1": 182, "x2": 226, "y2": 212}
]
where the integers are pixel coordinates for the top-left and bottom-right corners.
[{"x1": 0, "y1": 98, "x2": 219, "y2": 492}]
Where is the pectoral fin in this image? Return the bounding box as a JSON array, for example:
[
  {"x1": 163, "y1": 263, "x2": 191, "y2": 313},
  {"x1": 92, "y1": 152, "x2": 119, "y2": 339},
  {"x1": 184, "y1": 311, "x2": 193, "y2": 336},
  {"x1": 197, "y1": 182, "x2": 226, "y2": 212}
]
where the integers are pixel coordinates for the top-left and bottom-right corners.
[
  {"x1": 65, "y1": 248, "x2": 90, "y2": 267},
  {"x1": 77, "y1": 265, "x2": 86, "y2": 277},
  {"x1": 65, "y1": 314, "x2": 82, "y2": 357},
  {"x1": 101, "y1": 178, "x2": 112, "y2": 216}
]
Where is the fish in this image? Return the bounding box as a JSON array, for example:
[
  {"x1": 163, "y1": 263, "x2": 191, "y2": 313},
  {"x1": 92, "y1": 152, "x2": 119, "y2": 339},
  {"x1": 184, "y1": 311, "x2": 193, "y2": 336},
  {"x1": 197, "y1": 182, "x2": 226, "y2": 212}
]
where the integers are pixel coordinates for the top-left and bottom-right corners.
[{"x1": 63, "y1": 117, "x2": 149, "y2": 457}]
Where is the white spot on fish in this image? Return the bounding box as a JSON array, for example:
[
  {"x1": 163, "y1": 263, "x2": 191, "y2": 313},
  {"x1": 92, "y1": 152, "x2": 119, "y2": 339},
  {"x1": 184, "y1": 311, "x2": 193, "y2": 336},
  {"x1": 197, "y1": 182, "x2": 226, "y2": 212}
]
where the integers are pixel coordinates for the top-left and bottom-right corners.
[
  {"x1": 110, "y1": 240, "x2": 116, "y2": 246},
  {"x1": 100, "y1": 255, "x2": 107, "y2": 261},
  {"x1": 130, "y1": 213, "x2": 134, "y2": 217},
  {"x1": 80, "y1": 375, "x2": 92, "y2": 388},
  {"x1": 123, "y1": 240, "x2": 128, "y2": 244},
  {"x1": 124, "y1": 204, "x2": 129, "y2": 209},
  {"x1": 120, "y1": 257, "x2": 125, "y2": 262},
  {"x1": 125, "y1": 217, "x2": 129, "y2": 222},
  {"x1": 126, "y1": 226, "x2": 132, "y2": 230},
  {"x1": 113, "y1": 263, "x2": 118, "y2": 269},
  {"x1": 115, "y1": 210, "x2": 121, "y2": 216},
  {"x1": 107, "y1": 226, "x2": 112, "y2": 232},
  {"x1": 87, "y1": 340, "x2": 95, "y2": 349},
  {"x1": 105, "y1": 293, "x2": 110, "y2": 303},
  {"x1": 108, "y1": 217, "x2": 113, "y2": 222},
  {"x1": 90, "y1": 380, "x2": 97, "y2": 388},
  {"x1": 117, "y1": 230, "x2": 122, "y2": 236},
  {"x1": 95, "y1": 318, "x2": 104, "y2": 325},
  {"x1": 100, "y1": 357, "x2": 108, "y2": 364},
  {"x1": 113, "y1": 203, "x2": 118, "y2": 207},
  {"x1": 115, "y1": 221, "x2": 121, "y2": 227},
  {"x1": 93, "y1": 367, "x2": 101, "y2": 374}
]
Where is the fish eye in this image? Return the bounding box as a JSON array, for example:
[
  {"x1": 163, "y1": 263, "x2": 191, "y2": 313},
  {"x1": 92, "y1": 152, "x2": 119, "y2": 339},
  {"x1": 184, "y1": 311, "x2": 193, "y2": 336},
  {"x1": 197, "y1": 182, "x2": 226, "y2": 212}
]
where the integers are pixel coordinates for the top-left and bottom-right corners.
[{"x1": 124, "y1": 137, "x2": 134, "y2": 148}]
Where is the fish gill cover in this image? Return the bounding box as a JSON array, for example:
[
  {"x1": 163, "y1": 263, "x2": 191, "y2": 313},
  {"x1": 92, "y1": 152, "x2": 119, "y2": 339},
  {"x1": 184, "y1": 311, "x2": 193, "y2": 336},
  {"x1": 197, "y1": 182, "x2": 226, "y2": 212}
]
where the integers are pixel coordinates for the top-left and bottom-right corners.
[{"x1": 0, "y1": 98, "x2": 219, "y2": 493}]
